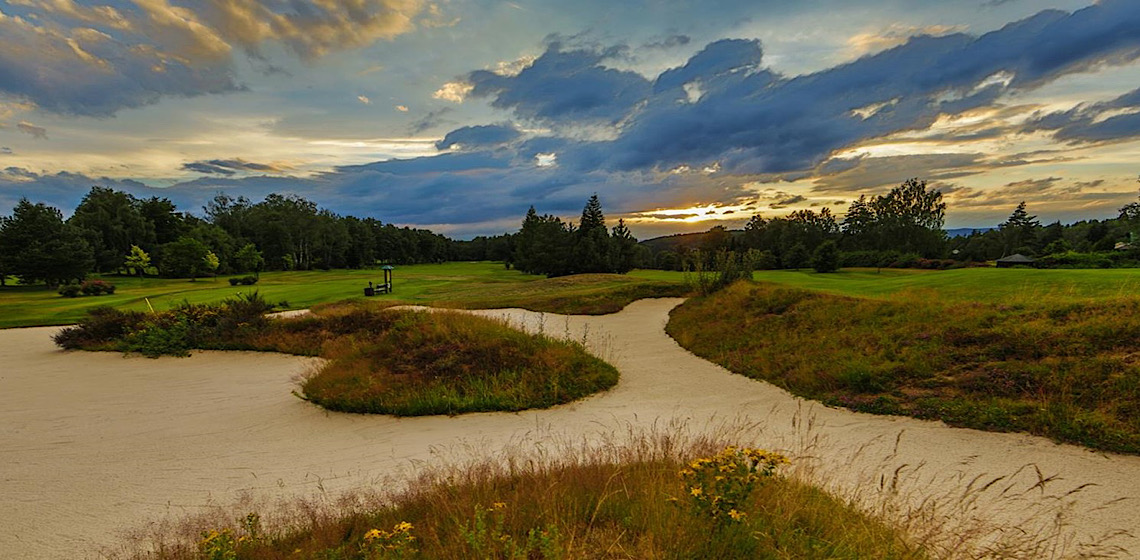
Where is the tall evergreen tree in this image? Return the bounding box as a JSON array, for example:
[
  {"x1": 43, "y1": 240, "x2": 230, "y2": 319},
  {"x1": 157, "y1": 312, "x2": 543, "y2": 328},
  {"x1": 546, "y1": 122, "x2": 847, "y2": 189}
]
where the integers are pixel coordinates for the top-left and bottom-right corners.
[
  {"x1": 999, "y1": 201, "x2": 1041, "y2": 256},
  {"x1": 579, "y1": 194, "x2": 606, "y2": 233},
  {"x1": 610, "y1": 219, "x2": 639, "y2": 273}
]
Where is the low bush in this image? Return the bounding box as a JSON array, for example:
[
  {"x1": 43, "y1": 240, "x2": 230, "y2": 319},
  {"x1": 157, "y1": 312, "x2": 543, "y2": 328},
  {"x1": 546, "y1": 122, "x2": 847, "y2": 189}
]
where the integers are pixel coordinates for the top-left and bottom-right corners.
[
  {"x1": 58, "y1": 284, "x2": 82, "y2": 298},
  {"x1": 1037, "y1": 250, "x2": 1114, "y2": 269},
  {"x1": 228, "y1": 275, "x2": 259, "y2": 286},
  {"x1": 54, "y1": 291, "x2": 273, "y2": 357},
  {"x1": 839, "y1": 251, "x2": 963, "y2": 270},
  {"x1": 58, "y1": 279, "x2": 116, "y2": 297},
  {"x1": 80, "y1": 279, "x2": 116, "y2": 295}
]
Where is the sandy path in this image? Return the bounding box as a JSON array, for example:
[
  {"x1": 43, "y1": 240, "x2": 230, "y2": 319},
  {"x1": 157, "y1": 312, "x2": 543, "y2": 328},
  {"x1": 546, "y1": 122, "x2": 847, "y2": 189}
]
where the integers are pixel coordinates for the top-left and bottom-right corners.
[{"x1": 1, "y1": 299, "x2": 1138, "y2": 558}]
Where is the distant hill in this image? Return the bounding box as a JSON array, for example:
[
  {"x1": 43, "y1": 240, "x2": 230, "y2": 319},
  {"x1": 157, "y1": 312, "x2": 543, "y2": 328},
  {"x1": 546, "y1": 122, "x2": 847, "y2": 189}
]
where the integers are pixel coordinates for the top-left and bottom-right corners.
[
  {"x1": 946, "y1": 227, "x2": 994, "y2": 237},
  {"x1": 640, "y1": 230, "x2": 743, "y2": 254},
  {"x1": 641, "y1": 227, "x2": 990, "y2": 250}
]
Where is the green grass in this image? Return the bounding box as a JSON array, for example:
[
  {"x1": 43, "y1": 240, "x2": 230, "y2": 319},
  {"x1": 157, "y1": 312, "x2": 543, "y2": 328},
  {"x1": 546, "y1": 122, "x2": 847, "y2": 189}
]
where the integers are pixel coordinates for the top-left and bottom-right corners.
[
  {"x1": 746, "y1": 267, "x2": 1140, "y2": 302},
  {"x1": 667, "y1": 281, "x2": 1140, "y2": 454},
  {"x1": 0, "y1": 263, "x2": 688, "y2": 329},
  {"x1": 119, "y1": 436, "x2": 927, "y2": 560},
  {"x1": 55, "y1": 296, "x2": 619, "y2": 416}
]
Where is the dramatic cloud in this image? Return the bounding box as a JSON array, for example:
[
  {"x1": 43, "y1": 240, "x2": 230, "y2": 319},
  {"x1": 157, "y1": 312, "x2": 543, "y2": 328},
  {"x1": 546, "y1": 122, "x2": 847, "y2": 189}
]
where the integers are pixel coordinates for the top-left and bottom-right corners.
[
  {"x1": 433, "y1": 81, "x2": 475, "y2": 104},
  {"x1": 769, "y1": 194, "x2": 807, "y2": 209},
  {"x1": 1024, "y1": 87, "x2": 1140, "y2": 143},
  {"x1": 464, "y1": 43, "x2": 652, "y2": 126},
  {"x1": 408, "y1": 107, "x2": 454, "y2": 134},
  {"x1": 16, "y1": 121, "x2": 47, "y2": 139},
  {"x1": 181, "y1": 158, "x2": 290, "y2": 176},
  {"x1": 845, "y1": 24, "x2": 966, "y2": 57},
  {"x1": 460, "y1": 1, "x2": 1140, "y2": 179},
  {"x1": 435, "y1": 124, "x2": 521, "y2": 150},
  {"x1": 642, "y1": 34, "x2": 691, "y2": 50},
  {"x1": 0, "y1": 0, "x2": 430, "y2": 116},
  {"x1": 6, "y1": 1, "x2": 1140, "y2": 237}
]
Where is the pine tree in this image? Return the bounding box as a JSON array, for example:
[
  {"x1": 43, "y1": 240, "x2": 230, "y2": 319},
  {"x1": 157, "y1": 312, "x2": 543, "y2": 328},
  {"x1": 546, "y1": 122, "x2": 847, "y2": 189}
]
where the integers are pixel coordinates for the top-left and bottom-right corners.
[
  {"x1": 579, "y1": 194, "x2": 606, "y2": 233},
  {"x1": 573, "y1": 195, "x2": 611, "y2": 273},
  {"x1": 610, "y1": 219, "x2": 639, "y2": 273},
  {"x1": 999, "y1": 201, "x2": 1040, "y2": 256}
]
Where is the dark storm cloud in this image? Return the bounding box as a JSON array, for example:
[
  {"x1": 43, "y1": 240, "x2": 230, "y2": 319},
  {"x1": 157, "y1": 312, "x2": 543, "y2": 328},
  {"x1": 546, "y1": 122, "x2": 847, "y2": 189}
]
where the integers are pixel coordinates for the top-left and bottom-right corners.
[
  {"x1": 464, "y1": 43, "x2": 652, "y2": 126},
  {"x1": 642, "y1": 34, "x2": 691, "y2": 50},
  {"x1": 769, "y1": 195, "x2": 807, "y2": 209},
  {"x1": 408, "y1": 108, "x2": 454, "y2": 135},
  {"x1": 16, "y1": 121, "x2": 47, "y2": 139},
  {"x1": 460, "y1": 1, "x2": 1140, "y2": 178},
  {"x1": 0, "y1": 167, "x2": 152, "y2": 215},
  {"x1": 435, "y1": 124, "x2": 522, "y2": 150},
  {"x1": 181, "y1": 158, "x2": 288, "y2": 176},
  {"x1": 1023, "y1": 87, "x2": 1140, "y2": 143}
]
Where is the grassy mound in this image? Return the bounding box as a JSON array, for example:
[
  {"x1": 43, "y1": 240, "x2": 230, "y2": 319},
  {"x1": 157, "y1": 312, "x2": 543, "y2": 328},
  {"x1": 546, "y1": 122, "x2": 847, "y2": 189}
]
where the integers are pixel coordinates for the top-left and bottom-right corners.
[
  {"x1": 278, "y1": 306, "x2": 619, "y2": 415},
  {"x1": 55, "y1": 295, "x2": 618, "y2": 416},
  {"x1": 667, "y1": 281, "x2": 1140, "y2": 454},
  {"x1": 122, "y1": 440, "x2": 925, "y2": 560}
]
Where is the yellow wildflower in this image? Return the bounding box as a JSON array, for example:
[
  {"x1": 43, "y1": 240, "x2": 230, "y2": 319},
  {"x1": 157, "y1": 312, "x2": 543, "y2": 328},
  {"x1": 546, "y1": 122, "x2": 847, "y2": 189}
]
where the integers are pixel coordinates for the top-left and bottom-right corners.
[
  {"x1": 690, "y1": 486, "x2": 703, "y2": 497},
  {"x1": 728, "y1": 509, "x2": 746, "y2": 521},
  {"x1": 492, "y1": 502, "x2": 507, "y2": 510}
]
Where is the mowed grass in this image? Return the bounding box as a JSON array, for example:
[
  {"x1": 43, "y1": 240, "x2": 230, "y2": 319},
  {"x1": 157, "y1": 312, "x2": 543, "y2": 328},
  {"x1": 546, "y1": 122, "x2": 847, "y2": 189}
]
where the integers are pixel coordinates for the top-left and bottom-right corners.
[
  {"x1": 668, "y1": 280, "x2": 1140, "y2": 454},
  {"x1": 0, "y1": 262, "x2": 688, "y2": 329},
  {"x1": 122, "y1": 435, "x2": 927, "y2": 560},
  {"x1": 747, "y1": 267, "x2": 1140, "y2": 302}
]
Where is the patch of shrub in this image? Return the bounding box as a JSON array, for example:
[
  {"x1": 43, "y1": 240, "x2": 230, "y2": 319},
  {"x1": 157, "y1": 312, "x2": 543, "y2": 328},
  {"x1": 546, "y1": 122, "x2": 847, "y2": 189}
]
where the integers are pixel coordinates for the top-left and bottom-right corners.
[
  {"x1": 229, "y1": 276, "x2": 259, "y2": 286},
  {"x1": 53, "y1": 306, "x2": 148, "y2": 349},
  {"x1": 1036, "y1": 250, "x2": 1114, "y2": 269},
  {"x1": 685, "y1": 249, "x2": 756, "y2": 295},
  {"x1": 54, "y1": 291, "x2": 274, "y2": 357},
  {"x1": 80, "y1": 279, "x2": 116, "y2": 295},
  {"x1": 58, "y1": 284, "x2": 82, "y2": 298}
]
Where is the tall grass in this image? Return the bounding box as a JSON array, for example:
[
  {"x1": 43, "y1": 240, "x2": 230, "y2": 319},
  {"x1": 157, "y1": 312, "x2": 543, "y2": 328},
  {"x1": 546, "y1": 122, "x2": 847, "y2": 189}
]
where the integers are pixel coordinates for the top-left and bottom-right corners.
[
  {"x1": 667, "y1": 281, "x2": 1140, "y2": 454},
  {"x1": 104, "y1": 421, "x2": 1128, "y2": 559},
  {"x1": 55, "y1": 296, "x2": 619, "y2": 416},
  {"x1": 105, "y1": 425, "x2": 926, "y2": 560}
]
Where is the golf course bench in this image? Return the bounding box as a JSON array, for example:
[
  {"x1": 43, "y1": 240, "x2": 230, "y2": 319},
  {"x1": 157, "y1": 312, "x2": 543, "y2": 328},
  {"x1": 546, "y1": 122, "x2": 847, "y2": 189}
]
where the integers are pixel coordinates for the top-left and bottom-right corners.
[{"x1": 364, "y1": 265, "x2": 395, "y2": 297}]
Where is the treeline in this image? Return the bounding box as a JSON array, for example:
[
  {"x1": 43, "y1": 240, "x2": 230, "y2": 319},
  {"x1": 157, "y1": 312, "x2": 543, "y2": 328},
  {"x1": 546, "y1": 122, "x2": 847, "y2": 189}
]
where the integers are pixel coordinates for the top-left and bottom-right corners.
[
  {"x1": 947, "y1": 200, "x2": 1140, "y2": 267},
  {"x1": 0, "y1": 187, "x2": 454, "y2": 286},
  {"x1": 647, "y1": 178, "x2": 949, "y2": 271},
  {"x1": 646, "y1": 177, "x2": 1140, "y2": 271},
  {"x1": 512, "y1": 195, "x2": 641, "y2": 277}
]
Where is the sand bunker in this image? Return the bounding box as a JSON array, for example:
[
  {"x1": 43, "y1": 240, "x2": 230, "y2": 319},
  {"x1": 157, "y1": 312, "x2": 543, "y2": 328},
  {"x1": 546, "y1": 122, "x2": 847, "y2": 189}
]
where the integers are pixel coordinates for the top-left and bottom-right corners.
[{"x1": 1, "y1": 299, "x2": 1138, "y2": 558}]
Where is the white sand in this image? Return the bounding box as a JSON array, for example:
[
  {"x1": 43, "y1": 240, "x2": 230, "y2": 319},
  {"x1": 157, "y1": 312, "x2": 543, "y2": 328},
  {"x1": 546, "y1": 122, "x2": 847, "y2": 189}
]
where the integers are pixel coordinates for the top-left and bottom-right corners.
[{"x1": 1, "y1": 299, "x2": 1138, "y2": 558}]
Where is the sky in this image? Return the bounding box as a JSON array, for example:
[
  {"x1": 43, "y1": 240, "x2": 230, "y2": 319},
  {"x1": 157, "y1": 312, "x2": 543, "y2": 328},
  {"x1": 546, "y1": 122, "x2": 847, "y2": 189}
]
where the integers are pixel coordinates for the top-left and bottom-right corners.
[{"x1": 1, "y1": 0, "x2": 1140, "y2": 239}]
